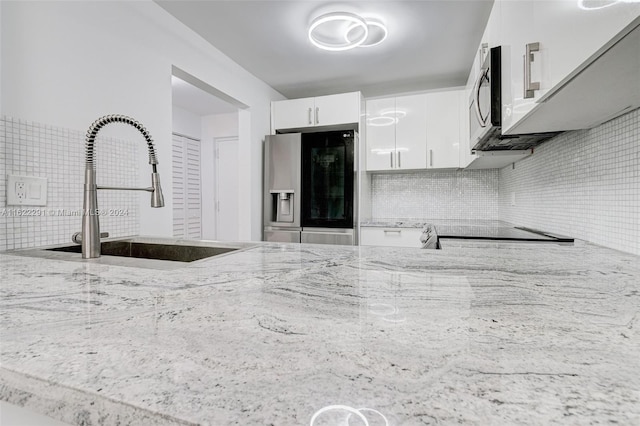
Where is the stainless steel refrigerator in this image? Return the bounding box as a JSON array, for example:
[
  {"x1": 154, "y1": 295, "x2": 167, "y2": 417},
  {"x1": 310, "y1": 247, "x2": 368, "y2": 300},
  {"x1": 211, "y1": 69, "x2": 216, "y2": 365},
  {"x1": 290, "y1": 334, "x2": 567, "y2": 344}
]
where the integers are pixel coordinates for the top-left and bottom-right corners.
[{"x1": 263, "y1": 131, "x2": 356, "y2": 245}]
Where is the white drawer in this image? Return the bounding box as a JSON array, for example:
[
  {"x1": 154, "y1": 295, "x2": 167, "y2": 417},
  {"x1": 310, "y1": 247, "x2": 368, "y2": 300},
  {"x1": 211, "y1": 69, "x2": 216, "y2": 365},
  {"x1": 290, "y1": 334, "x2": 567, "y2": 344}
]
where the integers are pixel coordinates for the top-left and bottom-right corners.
[{"x1": 360, "y1": 227, "x2": 423, "y2": 248}]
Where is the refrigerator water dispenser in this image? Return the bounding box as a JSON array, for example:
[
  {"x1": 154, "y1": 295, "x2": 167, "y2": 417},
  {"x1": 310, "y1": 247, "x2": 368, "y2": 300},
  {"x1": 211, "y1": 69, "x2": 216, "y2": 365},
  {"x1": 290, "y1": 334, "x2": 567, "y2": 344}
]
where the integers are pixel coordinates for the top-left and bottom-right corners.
[{"x1": 271, "y1": 190, "x2": 295, "y2": 223}]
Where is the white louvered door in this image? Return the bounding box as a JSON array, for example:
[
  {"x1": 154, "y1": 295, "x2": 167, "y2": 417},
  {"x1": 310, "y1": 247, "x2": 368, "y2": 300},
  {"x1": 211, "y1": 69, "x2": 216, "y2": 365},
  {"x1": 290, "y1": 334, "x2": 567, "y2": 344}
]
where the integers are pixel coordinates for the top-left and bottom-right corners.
[{"x1": 172, "y1": 134, "x2": 202, "y2": 239}]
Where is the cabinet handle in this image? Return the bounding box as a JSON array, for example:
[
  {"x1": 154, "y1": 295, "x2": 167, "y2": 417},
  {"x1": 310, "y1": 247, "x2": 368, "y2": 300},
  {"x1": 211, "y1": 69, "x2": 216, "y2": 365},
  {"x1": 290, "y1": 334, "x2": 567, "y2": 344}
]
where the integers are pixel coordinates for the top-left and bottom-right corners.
[
  {"x1": 315, "y1": 107, "x2": 319, "y2": 124},
  {"x1": 430, "y1": 149, "x2": 434, "y2": 167},
  {"x1": 383, "y1": 229, "x2": 401, "y2": 234},
  {"x1": 398, "y1": 151, "x2": 402, "y2": 168},
  {"x1": 524, "y1": 42, "x2": 540, "y2": 99},
  {"x1": 308, "y1": 108, "x2": 312, "y2": 125},
  {"x1": 390, "y1": 151, "x2": 394, "y2": 168}
]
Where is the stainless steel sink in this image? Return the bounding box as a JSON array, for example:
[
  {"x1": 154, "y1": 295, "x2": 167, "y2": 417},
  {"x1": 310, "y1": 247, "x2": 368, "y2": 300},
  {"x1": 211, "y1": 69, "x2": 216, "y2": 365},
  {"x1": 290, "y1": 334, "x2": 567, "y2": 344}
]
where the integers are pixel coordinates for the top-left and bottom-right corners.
[
  {"x1": 47, "y1": 241, "x2": 236, "y2": 262},
  {"x1": 9, "y1": 237, "x2": 257, "y2": 270}
]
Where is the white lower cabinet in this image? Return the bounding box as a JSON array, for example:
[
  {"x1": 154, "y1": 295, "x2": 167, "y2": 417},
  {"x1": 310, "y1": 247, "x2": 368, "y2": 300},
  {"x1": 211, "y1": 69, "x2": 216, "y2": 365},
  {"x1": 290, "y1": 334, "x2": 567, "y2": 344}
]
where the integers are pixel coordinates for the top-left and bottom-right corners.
[{"x1": 360, "y1": 227, "x2": 423, "y2": 248}]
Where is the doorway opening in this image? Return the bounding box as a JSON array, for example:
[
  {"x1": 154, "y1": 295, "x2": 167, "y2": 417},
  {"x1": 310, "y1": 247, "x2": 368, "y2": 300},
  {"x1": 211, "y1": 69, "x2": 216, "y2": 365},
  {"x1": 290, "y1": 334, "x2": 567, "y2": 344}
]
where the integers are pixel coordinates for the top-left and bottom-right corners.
[{"x1": 170, "y1": 67, "x2": 245, "y2": 241}]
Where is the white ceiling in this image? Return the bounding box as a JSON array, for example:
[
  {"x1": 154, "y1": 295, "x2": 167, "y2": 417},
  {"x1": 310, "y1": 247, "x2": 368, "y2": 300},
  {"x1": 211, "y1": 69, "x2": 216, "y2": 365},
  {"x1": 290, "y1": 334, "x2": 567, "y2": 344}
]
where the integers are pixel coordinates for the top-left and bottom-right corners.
[
  {"x1": 156, "y1": 0, "x2": 494, "y2": 99},
  {"x1": 171, "y1": 75, "x2": 238, "y2": 115}
]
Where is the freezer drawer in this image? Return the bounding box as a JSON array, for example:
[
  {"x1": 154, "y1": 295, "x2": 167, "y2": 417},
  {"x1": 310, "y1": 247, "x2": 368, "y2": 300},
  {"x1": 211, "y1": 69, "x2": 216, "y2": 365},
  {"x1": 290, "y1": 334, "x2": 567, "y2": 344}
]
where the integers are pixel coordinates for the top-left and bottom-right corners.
[
  {"x1": 264, "y1": 230, "x2": 301, "y2": 243},
  {"x1": 301, "y1": 229, "x2": 353, "y2": 246}
]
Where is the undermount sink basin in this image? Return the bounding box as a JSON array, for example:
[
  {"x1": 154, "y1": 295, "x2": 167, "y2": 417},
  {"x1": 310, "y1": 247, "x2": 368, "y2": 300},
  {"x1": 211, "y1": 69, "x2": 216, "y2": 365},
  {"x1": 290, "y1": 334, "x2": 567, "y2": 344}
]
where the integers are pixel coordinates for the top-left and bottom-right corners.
[
  {"x1": 8, "y1": 237, "x2": 256, "y2": 270},
  {"x1": 47, "y1": 241, "x2": 237, "y2": 262}
]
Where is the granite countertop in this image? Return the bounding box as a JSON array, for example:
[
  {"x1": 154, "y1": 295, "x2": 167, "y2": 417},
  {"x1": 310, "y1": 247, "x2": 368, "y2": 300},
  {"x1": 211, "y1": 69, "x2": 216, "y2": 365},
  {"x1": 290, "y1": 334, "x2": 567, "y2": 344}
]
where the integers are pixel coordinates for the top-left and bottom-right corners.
[{"x1": 1, "y1": 240, "x2": 639, "y2": 425}]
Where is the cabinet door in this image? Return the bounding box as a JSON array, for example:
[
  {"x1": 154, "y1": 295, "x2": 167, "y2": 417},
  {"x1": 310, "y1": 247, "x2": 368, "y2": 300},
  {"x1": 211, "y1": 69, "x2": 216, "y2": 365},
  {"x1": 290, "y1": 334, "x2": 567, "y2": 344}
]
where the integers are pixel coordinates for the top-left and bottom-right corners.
[
  {"x1": 360, "y1": 227, "x2": 423, "y2": 248},
  {"x1": 534, "y1": 1, "x2": 640, "y2": 97},
  {"x1": 395, "y1": 94, "x2": 428, "y2": 170},
  {"x1": 365, "y1": 98, "x2": 396, "y2": 171},
  {"x1": 458, "y1": 90, "x2": 475, "y2": 169},
  {"x1": 425, "y1": 91, "x2": 461, "y2": 169},
  {"x1": 500, "y1": 0, "x2": 536, "y2": 134},
  {"x1": 272, "y1": 97, "x2": 315, "y2": 131},
  {"x1": 501, "y1": 0, "x2": 640, "y2": 134},
  {"x1": 314, "y1": 92, "x2": 360, "y2": 126}
]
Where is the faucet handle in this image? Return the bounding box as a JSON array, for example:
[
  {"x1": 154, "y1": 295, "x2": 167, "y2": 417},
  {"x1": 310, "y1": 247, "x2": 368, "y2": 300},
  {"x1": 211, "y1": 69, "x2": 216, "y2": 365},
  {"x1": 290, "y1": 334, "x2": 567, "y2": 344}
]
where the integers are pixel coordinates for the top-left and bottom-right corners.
[{"x1": 72, "y1": 231, "x2": 109, "y2": 244}]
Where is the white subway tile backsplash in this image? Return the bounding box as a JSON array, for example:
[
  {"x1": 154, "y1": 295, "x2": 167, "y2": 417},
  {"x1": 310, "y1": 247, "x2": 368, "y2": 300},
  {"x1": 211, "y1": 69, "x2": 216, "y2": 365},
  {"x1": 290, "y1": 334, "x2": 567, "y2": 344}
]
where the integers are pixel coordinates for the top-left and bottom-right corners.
[
  {"x1": 499, "y1": 108, "x2": 640, "y2": 256},
  {"x1": 1, "y1": 116, "x2": 140, "y2": 250},
  {"x1": 370, "y1": 169, "x2": 499, "y2": 220}
]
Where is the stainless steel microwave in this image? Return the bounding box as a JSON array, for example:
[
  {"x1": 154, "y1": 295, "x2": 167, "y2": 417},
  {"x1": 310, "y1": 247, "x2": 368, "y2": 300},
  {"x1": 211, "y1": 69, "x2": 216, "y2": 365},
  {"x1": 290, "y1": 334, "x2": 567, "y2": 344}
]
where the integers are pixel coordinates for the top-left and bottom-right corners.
[
  {"x1": 469, "y1": 46, "x2": 501, "y2": 150},
  {"x1": 469, "y1": 46, "x2": 559, "y2": 151}
]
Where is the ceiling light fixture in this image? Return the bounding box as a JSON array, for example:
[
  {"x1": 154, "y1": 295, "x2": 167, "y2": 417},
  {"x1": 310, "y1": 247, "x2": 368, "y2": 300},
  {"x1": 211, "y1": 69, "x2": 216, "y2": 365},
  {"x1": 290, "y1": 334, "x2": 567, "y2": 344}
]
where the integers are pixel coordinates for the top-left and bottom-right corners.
[
  {"x1": 308, "y1": 11, "x2": 387, "y2": 51},
  {"x1": 308, "y1": 12, "x2": 368, "y2": 51},
  {"x1": 345, "y1": 19, "x2": 388, "y2": 48}
]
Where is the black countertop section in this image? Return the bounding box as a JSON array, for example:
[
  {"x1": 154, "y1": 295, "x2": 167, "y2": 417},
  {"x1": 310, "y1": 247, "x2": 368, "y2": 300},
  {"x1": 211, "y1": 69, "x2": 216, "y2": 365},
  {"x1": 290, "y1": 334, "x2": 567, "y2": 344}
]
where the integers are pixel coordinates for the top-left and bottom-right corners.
[{"x1": 436, "y1": 225, "x2": 574, "y2": 243}]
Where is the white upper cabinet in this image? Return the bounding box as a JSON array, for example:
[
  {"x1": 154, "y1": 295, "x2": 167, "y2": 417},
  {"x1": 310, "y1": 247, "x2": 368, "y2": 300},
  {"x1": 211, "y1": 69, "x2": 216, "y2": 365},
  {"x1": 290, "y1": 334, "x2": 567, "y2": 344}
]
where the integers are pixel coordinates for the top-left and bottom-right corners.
[
  {"x1": 366, "y1": 90, "x2": 463, "y2": 171},
  {"x1": 365, "y1": 95, "x2": 428, "y2": 171},
  {"x1": 500, "y1": 0, "x2": 640, "y2": 134},
  {"x1": 272, "y1": 92, "x2": 361, "y2": 132},
  {"x1": 395, "y1": 94, "x2": 428, "y2": 170},
  {"x1": 272, "y1": 98, "x2": 315, "y2": 130},
  {"x1": 313, "y1": 93, "x2": 360, "y2": 127},
  {"x1": 365, "y1": 97, "x2": 397, "y2": 171},
  {"x1": 425, "y1": 91, "x2": 461, "y2": 169}
]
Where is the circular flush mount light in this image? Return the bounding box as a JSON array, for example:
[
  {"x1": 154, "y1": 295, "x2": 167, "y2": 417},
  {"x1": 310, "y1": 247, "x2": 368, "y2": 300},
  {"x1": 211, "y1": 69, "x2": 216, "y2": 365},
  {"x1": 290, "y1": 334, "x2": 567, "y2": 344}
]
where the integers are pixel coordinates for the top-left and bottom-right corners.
[
  {"x1": 345, "y1": 19, "x2": 388, "y2": 48},
  {"x1": 308, "y1": 12, "x2": 368, "y2": 51}
]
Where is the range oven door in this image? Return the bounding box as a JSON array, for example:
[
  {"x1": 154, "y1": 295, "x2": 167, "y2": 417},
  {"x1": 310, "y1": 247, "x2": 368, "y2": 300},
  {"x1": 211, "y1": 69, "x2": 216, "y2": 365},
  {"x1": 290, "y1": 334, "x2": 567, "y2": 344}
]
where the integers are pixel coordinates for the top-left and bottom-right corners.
[{"x1": 301, "y1": 131, "x2": 354, "y2": 229}]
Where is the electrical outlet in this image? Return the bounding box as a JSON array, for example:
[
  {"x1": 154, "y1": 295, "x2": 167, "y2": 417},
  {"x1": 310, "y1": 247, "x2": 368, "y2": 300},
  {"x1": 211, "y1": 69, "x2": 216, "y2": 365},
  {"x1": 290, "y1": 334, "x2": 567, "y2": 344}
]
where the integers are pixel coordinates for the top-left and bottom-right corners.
[
  {"x1": 16, "y1": 182, "x2": 26, "y2": 199},
  {"x1": 7, "y1": 175, "x2": 48, "y2": 206}
]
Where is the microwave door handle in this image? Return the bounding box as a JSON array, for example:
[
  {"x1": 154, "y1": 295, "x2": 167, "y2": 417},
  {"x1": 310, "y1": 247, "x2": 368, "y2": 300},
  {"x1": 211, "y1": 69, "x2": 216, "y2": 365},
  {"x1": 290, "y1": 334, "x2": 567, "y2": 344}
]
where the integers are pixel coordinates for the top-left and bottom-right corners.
[
  {"x1": 473, "y1": 76, "x2": 485, "y2": 126},
  {"x1": 475, "y1": 69, "x2": 489, "y2": 127}
]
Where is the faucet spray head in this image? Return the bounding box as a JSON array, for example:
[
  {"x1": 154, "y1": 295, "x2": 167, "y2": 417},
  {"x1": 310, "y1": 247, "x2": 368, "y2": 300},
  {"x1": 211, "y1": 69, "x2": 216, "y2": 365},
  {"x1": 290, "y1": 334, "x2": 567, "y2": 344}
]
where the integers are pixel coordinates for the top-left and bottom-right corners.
[{"x1": 151, "y1": 172, "x2": 165, "y2": 208}]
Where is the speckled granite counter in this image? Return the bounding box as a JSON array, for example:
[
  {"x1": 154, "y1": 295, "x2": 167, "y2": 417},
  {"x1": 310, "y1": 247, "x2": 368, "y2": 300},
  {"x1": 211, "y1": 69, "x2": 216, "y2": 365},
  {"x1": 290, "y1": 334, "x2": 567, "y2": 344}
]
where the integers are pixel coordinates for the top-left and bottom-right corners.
[{"x1": 1, "y1": 241, "x2": 639, "y2": 425}]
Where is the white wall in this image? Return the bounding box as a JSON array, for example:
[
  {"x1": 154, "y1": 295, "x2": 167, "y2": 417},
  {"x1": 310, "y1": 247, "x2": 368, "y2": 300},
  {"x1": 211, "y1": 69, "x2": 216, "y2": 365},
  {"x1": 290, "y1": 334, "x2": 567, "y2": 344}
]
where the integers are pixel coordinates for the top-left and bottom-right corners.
[
  {"x1": 201, "y1": 112, "x2": 239, "y2": 239},
  {"x1": 202, "y1": 113, "x2": 239, "y2": 140},
  {"x1": 172, "y1": 106, "x2": 202, "y2": 140},
  {"x1": 0, "y1": 1, "x2": 284, "y2": 240}
]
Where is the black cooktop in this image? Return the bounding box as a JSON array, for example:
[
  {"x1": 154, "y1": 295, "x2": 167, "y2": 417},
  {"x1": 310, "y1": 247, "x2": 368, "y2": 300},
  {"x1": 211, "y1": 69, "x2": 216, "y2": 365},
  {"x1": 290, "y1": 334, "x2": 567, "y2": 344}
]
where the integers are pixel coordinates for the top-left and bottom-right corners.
[{"x1": 436, "y1": 225, "x2": 574, "y2": 243}]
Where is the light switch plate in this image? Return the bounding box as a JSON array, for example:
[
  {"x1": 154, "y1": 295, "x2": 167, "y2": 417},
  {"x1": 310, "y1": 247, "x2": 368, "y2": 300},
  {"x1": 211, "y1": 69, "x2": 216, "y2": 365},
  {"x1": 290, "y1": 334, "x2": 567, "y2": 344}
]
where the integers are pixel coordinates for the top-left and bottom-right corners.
[{"x1": 7, "y1": 175, "x2": 48, "y2": 206}]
